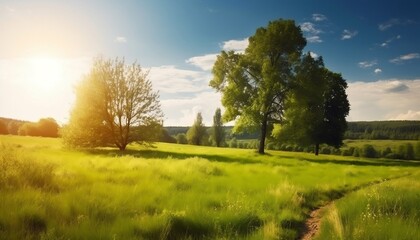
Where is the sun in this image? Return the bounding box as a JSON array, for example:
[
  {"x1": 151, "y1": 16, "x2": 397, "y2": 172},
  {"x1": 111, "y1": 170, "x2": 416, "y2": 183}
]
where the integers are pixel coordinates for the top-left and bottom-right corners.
[{"x1": 26, "y1": 56, "x2": 64, "y2": 92}]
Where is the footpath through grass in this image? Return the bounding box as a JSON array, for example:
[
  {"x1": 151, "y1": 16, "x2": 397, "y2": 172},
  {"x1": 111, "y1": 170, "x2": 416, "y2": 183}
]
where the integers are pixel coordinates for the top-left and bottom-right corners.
[{"x1": 0, "y1": 135, "x2": 419, "y2": 239}]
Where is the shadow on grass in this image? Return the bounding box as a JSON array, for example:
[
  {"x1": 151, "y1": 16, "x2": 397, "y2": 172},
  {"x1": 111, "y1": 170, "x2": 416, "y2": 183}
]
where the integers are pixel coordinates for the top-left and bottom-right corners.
[
  {"x1": 83, "y1": 146, "x2": 420, "y2": 168},
  {"x1": 85, "y1": 148, "x2": 263, "y2": 165},
  {"x1": 298, "y1": 156, "x2": 420, "y2": 167}
]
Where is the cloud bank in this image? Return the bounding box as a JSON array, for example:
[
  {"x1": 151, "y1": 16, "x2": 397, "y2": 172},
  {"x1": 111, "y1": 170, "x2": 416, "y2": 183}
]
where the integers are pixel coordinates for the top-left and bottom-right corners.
[{"x1": 347, "y1": 79, "x2": 420, "y2": 121}]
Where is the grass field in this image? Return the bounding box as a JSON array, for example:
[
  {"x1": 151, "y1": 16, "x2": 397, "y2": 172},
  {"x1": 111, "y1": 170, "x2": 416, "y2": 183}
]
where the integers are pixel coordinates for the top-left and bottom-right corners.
[{"x1": 1, "y1": 135, "x2": 419, "y2": 239}]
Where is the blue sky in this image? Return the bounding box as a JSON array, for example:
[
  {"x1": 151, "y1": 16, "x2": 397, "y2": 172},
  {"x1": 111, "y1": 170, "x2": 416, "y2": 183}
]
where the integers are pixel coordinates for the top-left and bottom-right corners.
[{"x1": 0, "y1": 0, "x2": 419, "y2": 125}]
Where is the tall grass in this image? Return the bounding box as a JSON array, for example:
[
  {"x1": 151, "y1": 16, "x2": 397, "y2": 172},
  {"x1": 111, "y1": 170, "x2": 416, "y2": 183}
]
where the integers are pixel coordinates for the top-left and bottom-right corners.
[
  {"x1": 315, "y1": 174, "x2": 420, "y2": 240},
  {"x1": 0, "y1": 135, "x2": 419, "y2": 239}
]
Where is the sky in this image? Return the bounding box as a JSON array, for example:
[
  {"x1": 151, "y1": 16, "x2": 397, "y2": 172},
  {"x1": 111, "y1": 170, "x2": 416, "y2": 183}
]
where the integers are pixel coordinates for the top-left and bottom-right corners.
[{"x1": 0, "y1": 0, "x2": 419, "y2": 126}]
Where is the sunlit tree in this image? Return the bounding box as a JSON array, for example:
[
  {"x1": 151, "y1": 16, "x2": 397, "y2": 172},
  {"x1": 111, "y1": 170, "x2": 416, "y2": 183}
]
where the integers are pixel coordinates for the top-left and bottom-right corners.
[
  {"x1": 63, "y1": 58, "x2": 163, "y2": 150},
  {"x1": 210, "y1": 19, "x2": 306, "y2": 154},
  {"x1": 211, "y1": 108, "x2": 225, "y2": 147},
  {"x1": 187, "y1": 112, "x2": 207, "y2": 145},
  {"x1": 37, "y1": 118, "x2": 59, "y2": 137},
  {"x1": 0, "y1": 120, "x2": 8, "y2": 135}
]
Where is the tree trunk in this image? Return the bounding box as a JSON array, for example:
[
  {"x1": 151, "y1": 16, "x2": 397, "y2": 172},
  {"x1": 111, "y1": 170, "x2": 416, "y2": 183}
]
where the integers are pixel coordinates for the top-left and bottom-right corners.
[
  {"x1": 315, "y1": 143, "x2": 319, "y2": 156},
  {"x1": 258, "y1": 114, "x2": 268, "y2": 154},
  {"x1": 119, "y1": 142, "x2": 127, "y2": 151}
]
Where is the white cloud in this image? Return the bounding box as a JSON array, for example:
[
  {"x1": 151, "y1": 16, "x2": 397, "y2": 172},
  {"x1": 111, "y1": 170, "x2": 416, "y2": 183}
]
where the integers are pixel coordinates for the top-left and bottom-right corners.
[
  {"x1": 312, "y1": 13, "x2": 327, "y2": 22},
  {"x1": 161, "y1": 91, "x2": 222, "y2": 126},
  {"x1": 380, "y1": 35, "x2": 401, "y2": 48},
  {"x1": 347, "y1": 79, "x2": 420, "y2": 121},
  {"x1": 186, "y1": 54, "x2": 218, "y2": 71},
  {"x1": 390, "y1": 53, "x2": 420, "y2": 64},
  {"x1": 379, "y1": 18, "x2": 400, "y2": 31},
  {"x1": 374, "y1": 68, "x2": 382, "y2": 74},
  {"x1": 115, "y1": 36, "x2": 127, "y2": 43},
  {"x1": 358, "y1": 60, "x2": 377, "y2": 68},
  {"x1": 392, "y1": 110, "x2": 420, "y2": 120},
  {"x1": 341, "y1": 29, "x2": 358, "y2": 40},
  {"x1": 306, "y1": 36, "x2": 322, "y2": 43},
  {"x1": 309, "y1": 51, "x2": 318, "y2": 58},
  {"x1": 301, "y1": 22, "x2": 322, "y2": 35},
  {"x1": 221, "y1": 38, "x2": 249, "y2": 52},
  {"x1": 148, "y1": 65, "x2": 211, "y2": 94}
]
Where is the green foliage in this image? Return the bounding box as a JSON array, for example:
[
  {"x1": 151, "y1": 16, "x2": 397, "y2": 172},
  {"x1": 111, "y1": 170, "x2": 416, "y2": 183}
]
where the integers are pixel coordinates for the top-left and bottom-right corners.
[
  {"x1": 210, "y1": 19, "x2": 306, "y2": 154},
  {"x1": 187, "y1": 113, "x2": 207, "y2": 145},
  {"x1": 276, "y1": 54, "x2": 350, "y2": 155},
  {"x1": 229, "y1": 137, "x2": 238, "y2": 148},
  {"x1": 176, "y1": 133, "x2": 188, "y2": 144},
  {"x1": 211, "y1": 108, "x2": 225, "y2": 147},
  {"x1": 345, "y1": 121, "x2": 420, "y2": 140},
  {"x1": 362, "y1": 144, "x2": 377, "y2": 158},
  {"x1": 63, "y1": 57, "x2": 162, "y2": 150},
  {"x1": 159, "y1": 128, "x2": 176, "y2": 143}
]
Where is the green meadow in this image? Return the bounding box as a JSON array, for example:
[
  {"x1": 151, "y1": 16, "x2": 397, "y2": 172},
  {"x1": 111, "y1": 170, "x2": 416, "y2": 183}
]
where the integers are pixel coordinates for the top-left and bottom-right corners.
[{"x1": 1, "y1": 135, "x2": 419, "y2": 239}]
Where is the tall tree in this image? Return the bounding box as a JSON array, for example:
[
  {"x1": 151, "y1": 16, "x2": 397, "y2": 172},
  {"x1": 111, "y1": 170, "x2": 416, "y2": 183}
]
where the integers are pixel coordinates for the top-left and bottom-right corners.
[
  {"x1": 37, "y1": 118, "x2": 59, "y2": 137},
  {"x1": 210, "y1": 19, "x2": 306, "y2": 154},
  {"x1": 187, "y1": 112, "x2": 207, "y2": 145},
  {"x1": 274, "y1": 54, "x2": 350, "y2": 155},
  {"x1": 63, "y1": 58, "x2": 163, "y2": 150},
  {"x1": 211, "y1": 108, "x2": 225, "y2": 147}
]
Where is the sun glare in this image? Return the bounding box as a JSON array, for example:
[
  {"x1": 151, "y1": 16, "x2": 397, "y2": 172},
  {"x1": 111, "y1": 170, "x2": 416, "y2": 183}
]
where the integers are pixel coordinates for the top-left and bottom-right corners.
[{"x1": 26, "y1": 56, "x2": 64, "y2": 92}]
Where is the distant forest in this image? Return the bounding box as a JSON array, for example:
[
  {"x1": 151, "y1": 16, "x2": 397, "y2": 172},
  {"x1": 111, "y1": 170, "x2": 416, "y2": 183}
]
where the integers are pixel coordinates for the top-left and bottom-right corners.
[
  {"x1": 1, "y1": 117, "x2": 419, "y2": 141},
  {"x1": 344, "y1": 121, "x2": 420, "y2": 140},
  {"x1": 166, "y1": 121, "x2": 420, "y2": 141}
]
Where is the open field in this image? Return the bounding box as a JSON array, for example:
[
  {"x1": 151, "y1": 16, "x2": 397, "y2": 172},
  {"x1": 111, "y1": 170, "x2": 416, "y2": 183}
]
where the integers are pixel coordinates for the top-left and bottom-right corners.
[{"x1": 1, "y1": 135, "x2": 419, "y2": 239}]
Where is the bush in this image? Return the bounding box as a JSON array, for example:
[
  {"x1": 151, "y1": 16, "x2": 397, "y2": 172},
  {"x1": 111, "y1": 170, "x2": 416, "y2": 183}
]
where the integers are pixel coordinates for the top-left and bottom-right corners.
[
  {"x1": 176, "y1": 133, "x2": 188, "y2": 144},
  {"x1": 353, "y1": 148, "x2": 360, "y2": 157},
  {"x1": 415, "y1": 142, "x2": 420, "y2": 160},
  {"x1": 320, "y1": 147, "x2": 331, "y2": 154},
  {"x1": 382, "y1": 147, "x2": 392, "y2": 157},
  {"x1": 229, "y1": 138, "x2": 238, "y2": 148},
  {"x1": 398, "y1": 143, "x2": 415, "y2": 160},
  {"x1": 341, "y1": 147, "x2": 355, "y2": 156},
  {"x1": 266, "y1": 142, "x2": 275, "y2": 150},
  {"x1": 361, "y1": 144, "x2": 377, "y2": 158}
]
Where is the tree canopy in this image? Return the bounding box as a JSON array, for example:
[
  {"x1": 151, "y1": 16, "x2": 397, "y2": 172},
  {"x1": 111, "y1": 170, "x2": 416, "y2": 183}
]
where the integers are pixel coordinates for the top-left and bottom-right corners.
[
  {"x1": 210, "y1": 19, "x2": 306, "y2": 154},
  {"x1": 211, "y1": 108, "x2": 225, "y2": 147},
  {"x1": 273, "y1": 54, "x2": 350, "y2": 155},
  {"x1": 187, "y1": 112, "x2": 207, "y2": 145},
  {"x1": 63, "y1": 58, "x2": 163, "y2": 150}
]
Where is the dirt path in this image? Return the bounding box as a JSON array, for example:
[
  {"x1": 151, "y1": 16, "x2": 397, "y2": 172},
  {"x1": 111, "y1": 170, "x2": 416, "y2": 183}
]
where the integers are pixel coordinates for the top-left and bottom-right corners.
[
  {"x1": 299, "y1": 202, "x2": 332, "y2": 240},
  {"x1": 297, "y1": 175, "x2": 409, "y2": 240}
]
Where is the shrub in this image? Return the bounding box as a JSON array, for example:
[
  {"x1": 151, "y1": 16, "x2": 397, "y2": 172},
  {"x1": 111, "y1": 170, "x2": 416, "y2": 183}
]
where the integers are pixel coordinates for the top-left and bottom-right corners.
[
  {"x1": 229, "y1": 138, "x2": 238, "y2": 148},
  {"x1": 266, "y1": 142, "x2": 275, "y2": 150},
  {"x1": 176, "y1": 133, "x2": 188, "y2": 144},
  {"x1": 397, "y1": 143, "x2": 415, "y2": 160},
  {"x1": 382, "y1": 147, "x2": 392, "y2": 157},
  {"x1": 341, "y1": 147, "x2": 355, "y2": 156},
  {"x1": 361, "y1": 144, "x2": 377, "y2": 158},
  {"x1": 320, "y1": 147, "x2": 331, "y2": 154},
  {"x1": 353, "y1": 148, "x2": 360, "y2": 157},
  {"x1": 415, "y1": 142, "x2": 420, "y2": 160}
]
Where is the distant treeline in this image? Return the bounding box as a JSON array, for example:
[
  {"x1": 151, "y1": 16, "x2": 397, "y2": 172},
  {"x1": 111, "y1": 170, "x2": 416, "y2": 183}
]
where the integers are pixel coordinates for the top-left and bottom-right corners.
[
  {"x1": 165, "y1": 121, "x2": 420, "y2": 141},
  {"x1": 0, "y1": 117, "x2": 60, "y2": 138},
  {"x1": 165, "y1": 126, "x2": 259, "y2": 140},
  {"x1": 344, "y1": 121, "x2": 420, "y2": 140}
]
